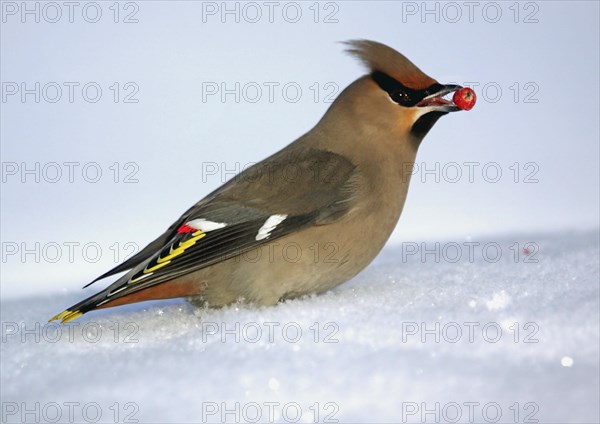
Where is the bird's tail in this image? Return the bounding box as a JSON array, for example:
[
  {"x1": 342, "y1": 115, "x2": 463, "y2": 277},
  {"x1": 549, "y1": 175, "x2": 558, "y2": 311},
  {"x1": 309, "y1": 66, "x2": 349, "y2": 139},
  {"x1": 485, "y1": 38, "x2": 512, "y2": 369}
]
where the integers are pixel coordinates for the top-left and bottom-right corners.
[
  {"x1": 49, "y1": 309, "x2": 84, "y2": 324},
  {"x1": 49, "y1": 290, "x2": 108, "y2": 323},
  {"x1": 49, "y1": 277, "x2": 204, "y2": 323}
]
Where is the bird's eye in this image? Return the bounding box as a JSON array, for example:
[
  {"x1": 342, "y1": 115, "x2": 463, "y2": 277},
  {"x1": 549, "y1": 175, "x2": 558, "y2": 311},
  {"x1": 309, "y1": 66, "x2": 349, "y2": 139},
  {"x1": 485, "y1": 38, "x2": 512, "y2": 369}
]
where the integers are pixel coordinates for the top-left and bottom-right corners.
[{"x1": 391, "y1": 89, "x2": 411, "y2": 105}]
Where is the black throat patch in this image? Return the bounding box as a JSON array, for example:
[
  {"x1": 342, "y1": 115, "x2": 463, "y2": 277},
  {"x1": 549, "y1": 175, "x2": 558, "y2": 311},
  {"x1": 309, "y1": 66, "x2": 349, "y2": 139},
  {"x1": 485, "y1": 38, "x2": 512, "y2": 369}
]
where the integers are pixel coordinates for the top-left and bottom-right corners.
[{"x1": 410, "y1": 111, "x2": 447, "y2": 142}]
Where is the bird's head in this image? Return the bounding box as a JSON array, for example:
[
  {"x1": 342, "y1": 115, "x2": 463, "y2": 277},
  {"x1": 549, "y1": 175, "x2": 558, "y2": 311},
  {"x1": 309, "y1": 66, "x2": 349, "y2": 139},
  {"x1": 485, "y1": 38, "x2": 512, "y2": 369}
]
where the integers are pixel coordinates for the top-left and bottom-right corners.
[{"x1": 334, "y1": 40, "x2": 473, "y2": 148}]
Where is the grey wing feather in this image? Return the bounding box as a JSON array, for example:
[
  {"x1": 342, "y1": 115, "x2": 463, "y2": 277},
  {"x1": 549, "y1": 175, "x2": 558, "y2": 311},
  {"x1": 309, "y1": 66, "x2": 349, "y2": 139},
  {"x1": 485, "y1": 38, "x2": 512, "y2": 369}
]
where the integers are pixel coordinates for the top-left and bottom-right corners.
[
  {"x1": 82, "y1": 205, "x2": 200, "y2": 287},
  {"x1": 76, "y1": 147, "x2": 359, "y2": 308}
]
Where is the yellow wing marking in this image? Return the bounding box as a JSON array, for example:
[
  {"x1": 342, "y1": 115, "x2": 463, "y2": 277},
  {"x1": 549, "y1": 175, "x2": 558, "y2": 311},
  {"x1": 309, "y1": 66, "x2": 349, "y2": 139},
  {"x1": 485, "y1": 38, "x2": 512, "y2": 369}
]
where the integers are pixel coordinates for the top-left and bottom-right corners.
[
  {"x1": 144, "y1": 261, "x2": 170, "y2": 273},
  {"x1": 140, "y1": 230, "x2": 206, "y2": 276}
]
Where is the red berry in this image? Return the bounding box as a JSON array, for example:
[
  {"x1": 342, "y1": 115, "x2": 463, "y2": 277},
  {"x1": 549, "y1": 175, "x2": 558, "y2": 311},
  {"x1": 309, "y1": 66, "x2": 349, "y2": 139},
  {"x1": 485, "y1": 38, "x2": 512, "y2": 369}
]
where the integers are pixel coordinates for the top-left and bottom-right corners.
[{"x1": 453, "y1": 87, "x2": 476, "y2": 111}]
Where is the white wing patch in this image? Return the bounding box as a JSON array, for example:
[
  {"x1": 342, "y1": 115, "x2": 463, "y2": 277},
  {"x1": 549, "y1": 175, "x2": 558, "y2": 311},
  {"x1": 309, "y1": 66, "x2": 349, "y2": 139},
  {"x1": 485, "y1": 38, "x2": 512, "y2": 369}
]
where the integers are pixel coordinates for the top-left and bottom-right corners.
[
  {"x1": 187, "y1": 218, "x2": 227, "y2": 232},
  {"x1": 256, "y1": 214, "x2": 288, "y2": 241}
]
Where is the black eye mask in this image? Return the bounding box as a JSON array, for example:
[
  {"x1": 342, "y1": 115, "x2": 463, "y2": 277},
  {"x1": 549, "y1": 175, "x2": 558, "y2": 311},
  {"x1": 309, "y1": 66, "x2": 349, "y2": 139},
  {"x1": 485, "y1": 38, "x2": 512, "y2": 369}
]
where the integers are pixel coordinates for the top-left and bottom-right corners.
[{"x1": 371, "y1": 71, "x2": 443, "y2": 107}]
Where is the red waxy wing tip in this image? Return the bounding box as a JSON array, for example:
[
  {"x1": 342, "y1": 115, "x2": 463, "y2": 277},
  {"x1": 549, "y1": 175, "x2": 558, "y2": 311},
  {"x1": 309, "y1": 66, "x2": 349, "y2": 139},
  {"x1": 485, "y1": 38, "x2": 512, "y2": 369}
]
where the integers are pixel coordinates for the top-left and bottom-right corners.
[{"x1": 177, "y1": 224, "x2": 197, "y2": 234}]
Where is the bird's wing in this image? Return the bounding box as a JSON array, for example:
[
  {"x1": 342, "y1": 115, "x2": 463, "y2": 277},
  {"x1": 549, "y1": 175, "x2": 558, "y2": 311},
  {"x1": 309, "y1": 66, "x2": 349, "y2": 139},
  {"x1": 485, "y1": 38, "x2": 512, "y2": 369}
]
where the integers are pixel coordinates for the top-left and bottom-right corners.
[
  {"x1": 84, "y1": 147, "x2": 357, "y2": 285},
  {"x1": 52, "y1": 148, "x2": 360, "y2": 322},
  {"x1": 82, "y1": 207, "x2": 197, "y2": 287}
]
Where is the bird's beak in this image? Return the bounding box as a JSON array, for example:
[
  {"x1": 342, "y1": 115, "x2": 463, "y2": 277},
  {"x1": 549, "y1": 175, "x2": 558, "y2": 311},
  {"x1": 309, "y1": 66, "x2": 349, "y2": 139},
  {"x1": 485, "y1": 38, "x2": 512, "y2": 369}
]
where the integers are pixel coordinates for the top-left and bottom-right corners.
[{"x1": 416, "y1": 84, "x2": 462, "y2": 112}]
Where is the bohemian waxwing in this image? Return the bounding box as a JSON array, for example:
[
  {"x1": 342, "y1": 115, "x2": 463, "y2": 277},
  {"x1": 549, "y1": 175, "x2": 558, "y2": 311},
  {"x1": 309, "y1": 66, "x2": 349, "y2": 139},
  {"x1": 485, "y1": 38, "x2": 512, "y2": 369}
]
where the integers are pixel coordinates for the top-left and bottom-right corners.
[{"x1": 51, "y1": 40, "x2": 474, "y2": 323}]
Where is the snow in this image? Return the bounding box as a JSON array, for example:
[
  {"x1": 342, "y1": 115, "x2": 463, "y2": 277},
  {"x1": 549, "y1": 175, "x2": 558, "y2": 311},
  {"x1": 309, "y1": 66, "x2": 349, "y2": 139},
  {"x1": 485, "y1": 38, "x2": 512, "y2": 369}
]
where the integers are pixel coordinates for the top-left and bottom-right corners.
[{"x1": 1, "y1": 230, "x2": 598, "y2": 423}]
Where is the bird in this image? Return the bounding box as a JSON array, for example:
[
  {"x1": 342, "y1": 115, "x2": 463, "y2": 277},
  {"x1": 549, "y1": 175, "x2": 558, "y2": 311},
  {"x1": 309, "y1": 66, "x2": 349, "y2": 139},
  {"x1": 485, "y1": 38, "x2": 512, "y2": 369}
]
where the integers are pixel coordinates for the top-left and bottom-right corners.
[{"x1": 50, "y1": 40, "x2": 474, "y2": 323}]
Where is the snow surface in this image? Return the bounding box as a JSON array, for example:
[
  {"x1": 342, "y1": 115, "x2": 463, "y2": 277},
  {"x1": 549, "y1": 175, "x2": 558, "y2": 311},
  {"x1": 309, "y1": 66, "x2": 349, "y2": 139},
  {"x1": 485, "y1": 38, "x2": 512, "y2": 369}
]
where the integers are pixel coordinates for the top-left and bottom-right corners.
[{"x1": 1, "y1": 230, "x2": 599, "y2": 423}]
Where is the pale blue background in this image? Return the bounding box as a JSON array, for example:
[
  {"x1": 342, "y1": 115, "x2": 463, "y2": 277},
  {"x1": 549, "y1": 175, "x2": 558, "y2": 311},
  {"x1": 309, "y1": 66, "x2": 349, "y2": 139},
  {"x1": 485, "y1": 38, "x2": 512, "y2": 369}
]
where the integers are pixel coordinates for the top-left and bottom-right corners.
[{"x1": 1, "y1": 1, "x2": 599, "y2": 297}]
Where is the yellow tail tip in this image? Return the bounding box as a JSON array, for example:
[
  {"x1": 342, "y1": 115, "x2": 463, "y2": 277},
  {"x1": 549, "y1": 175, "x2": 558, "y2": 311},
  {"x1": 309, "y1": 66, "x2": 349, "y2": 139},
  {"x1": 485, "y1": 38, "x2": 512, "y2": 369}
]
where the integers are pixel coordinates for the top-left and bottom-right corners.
[
  {"x1": 49, "y1": 310, "x2": 83, "y2": 324},
  {"x1": 49, "y1": 311, "x2": 70, "y2": 322}
]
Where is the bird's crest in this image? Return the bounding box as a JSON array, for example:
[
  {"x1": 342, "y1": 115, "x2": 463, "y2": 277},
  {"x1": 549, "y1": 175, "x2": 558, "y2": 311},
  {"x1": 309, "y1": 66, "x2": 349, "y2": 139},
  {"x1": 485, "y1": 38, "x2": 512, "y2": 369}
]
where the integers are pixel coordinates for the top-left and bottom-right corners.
[{"x1": 344, "y1": 39, "x2": 437, "y2": 90}]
